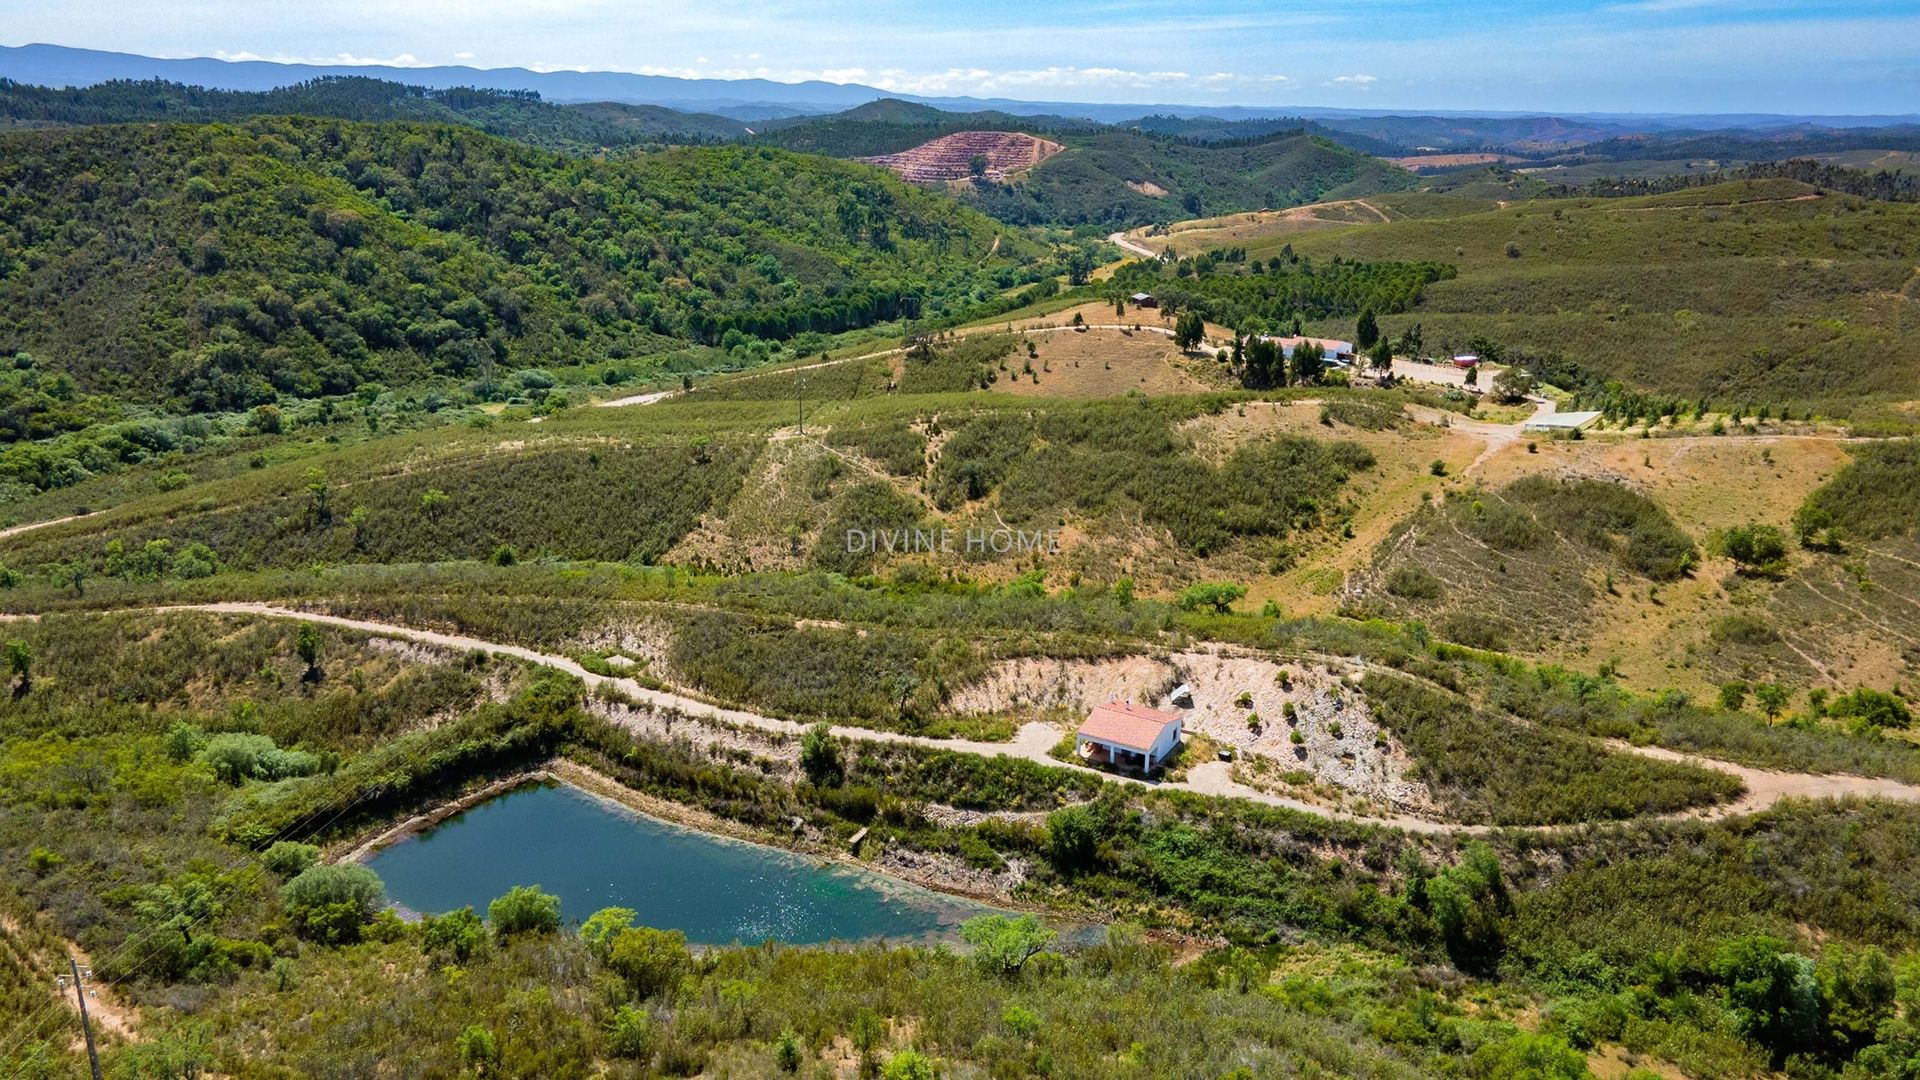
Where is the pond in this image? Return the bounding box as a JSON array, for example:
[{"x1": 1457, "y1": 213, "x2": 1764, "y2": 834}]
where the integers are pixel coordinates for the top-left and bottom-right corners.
[{"x1": 362, "y1": 782, "x2": 1011, "y2": 946}]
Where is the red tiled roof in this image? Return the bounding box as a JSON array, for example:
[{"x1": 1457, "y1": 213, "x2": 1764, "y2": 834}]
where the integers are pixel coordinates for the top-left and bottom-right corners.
[{"x1": 1077, "y1": 701, "x2": 1182, "y2": 751}]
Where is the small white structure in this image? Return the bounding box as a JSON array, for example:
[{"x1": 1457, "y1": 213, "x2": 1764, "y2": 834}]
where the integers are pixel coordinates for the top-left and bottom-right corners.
[
  {"x1": 1263, "y1": 335, "x2": 1356, "y2": 362},
  {"x1": 1076, "y1": 701, "x2": 1184, "y2": 773},
  {"x1": 1168, "y1": 682, "x2": 1194, "y2": 708},
  {"x1": 1523, "y1": 410, "x2": 1603, "y2": 434}
]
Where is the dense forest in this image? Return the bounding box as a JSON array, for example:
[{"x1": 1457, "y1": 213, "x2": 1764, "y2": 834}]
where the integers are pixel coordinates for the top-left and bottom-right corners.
[
  {"x1": 0, "y1": 117, "x2": 1044, "y2": 411},
  {"x1": 0, "y1": 76, "x2": 749, "y2": 149}
]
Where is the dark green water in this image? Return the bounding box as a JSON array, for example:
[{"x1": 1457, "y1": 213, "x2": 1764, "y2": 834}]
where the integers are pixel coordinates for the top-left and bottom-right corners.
[{"x1": 363, "y1": 783, "x2": 1003, "y2": 945}]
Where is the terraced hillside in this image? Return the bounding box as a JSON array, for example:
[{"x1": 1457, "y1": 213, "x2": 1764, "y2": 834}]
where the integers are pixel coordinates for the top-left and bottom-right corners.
[{"x1": 861, "y1": 130, "x2": 1065, "y2": 182}]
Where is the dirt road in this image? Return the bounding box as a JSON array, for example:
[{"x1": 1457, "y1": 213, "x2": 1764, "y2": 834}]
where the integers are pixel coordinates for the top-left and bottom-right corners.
[
  {"x1": 1107, "y1": 231, "x2": 1159, "y2": 260},
  {"x1": 132, "y1": 602, "x2": 1920, "y2": 836}
]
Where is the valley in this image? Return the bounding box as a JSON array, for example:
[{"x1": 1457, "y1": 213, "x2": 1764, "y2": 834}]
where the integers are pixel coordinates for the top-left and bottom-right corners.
[{"x1": 3, "y1": 53, "x2": 1920, "y2": 1080}]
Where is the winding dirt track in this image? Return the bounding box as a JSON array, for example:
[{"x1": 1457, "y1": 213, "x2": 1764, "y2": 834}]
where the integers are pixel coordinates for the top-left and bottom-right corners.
[{"x1": 116, "y1": 602, "x2": 1920, "y2": 835}]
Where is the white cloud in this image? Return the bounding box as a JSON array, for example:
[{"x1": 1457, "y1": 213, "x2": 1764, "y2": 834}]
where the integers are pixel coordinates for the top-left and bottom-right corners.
[
  {"x1": 1331, "y1": 74, "x2": 1377, "y2": 85},
  {"x1": 209, "y1": 49, "x2": 427, "y2": 67},
  {"x1": 454, "y1": 51, "x2": 475, "y2": 60}
]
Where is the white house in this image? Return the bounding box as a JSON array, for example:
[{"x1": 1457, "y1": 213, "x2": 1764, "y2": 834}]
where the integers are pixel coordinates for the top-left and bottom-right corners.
[
  {"x1": 1261, "y1": 335, "x2": 1357, "y2": 363},
  {"x1": 1522, "y1": 409, "x2": 1603, "y2": 434},
  {"x1": 1075, "y1": 701, "x2": 1184, "y2": 773}
]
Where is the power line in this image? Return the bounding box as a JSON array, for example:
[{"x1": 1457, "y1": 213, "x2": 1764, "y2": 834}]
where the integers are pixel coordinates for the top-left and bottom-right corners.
[
  {"x1": 0, "y1": 629, "x2": 550, "y2": 1064},
  {"x1": 68, "y1": 956, "x2": 102, "y2": 1080}
]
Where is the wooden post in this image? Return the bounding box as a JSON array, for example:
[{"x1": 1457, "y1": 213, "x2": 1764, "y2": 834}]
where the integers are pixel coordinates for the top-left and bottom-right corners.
[{"x1": 69, "y1": 956, "x2": 103, "y2": 1080}]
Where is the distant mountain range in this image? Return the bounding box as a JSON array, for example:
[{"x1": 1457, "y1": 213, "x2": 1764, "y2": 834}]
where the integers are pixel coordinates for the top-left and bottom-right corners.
[{"x1": 6, "y1": 42, "x2": 1920, "y2": 131}]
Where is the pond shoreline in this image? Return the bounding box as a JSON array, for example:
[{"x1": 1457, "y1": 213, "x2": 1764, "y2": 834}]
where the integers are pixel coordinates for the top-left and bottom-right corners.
[{"x1": 336, "y1": 757, "x2": 1087, "y2": 926}]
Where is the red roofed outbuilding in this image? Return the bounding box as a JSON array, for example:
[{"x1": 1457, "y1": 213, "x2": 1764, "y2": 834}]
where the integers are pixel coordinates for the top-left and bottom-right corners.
[{"x1": 1075, "y1": 700, "x2": 1184, "y2": 773}]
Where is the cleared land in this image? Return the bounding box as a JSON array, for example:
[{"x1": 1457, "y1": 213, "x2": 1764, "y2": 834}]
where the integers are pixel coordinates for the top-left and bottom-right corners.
[{"x1": 860, "y1": 130, "x2": 1065, "y2": 182}]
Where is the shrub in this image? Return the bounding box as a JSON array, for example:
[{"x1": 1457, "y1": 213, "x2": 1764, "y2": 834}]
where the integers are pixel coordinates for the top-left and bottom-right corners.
[
  {"x1": 261, "y1": 841, "x2": 320, "y2": 877},
  {"x1": 423, "y1": 906, "x2": 486, "y2": 965},
  {"x1": 1716, "y1": 523, "x2": 1789, "y2": 577},
  {"x1": 1385, "y1": 565, "x2": 1444, "y2": 601},
  {"x1": 607, "y1": 926, "x2": 691, "y2": 999},
  {"x1": 774, "y1": 1029, "x2": 804, "y2": 1072},
  {"x1": 883, "y1": 1050, "x2": 937, "y2": 1080},
  {"x1": 1828, "y1": 688, "x2": 1913, "y2": 734},
  {"x1": 800, "y1": 722, "x2": 844, "y2": 787},
  {"x1": 488, "y1": 885, "x2": 561, "y2": 938},
  {"x1": 608, "y1": 1006, "x2": 652, "y2": 1059},
  {"x1": 281, "y1": 864, "x2": 385, "y2": 944},
  {"x1": 198, "y1": 733, "x2": 321, "y2": 784},
  {"x1": 1710, "y1": 614, "x2": 1781, "y2": 647}
]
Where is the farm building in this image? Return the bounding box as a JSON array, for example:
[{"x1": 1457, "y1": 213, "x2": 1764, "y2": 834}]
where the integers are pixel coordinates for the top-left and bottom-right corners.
[
  {"x1": 1522, "y1": 410, "x2": 1603, "y2": 433},
  {"x1": 1075, "y1": 701, "x2": 1184, "y2": 773},
  {"x1": 1261, "y1": 335, "x2": 1357, "y2": 363},
  {"x1": 1130, "y1": 292, "x2": 1158, "y2": 309}
]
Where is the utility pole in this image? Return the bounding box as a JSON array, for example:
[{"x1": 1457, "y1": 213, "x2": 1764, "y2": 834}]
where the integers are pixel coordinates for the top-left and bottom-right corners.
[
  {"x1": 69, "y1": 956, "x2": 103, "y2": 1080},
  {"x1": 797, "y1": 375, "x2": 807, "y2": 436}
]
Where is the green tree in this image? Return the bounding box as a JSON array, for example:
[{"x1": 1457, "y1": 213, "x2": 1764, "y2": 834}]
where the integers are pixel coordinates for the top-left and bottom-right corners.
[
  {"x1": 579, "y1": 906, "x2": 637, "y2": 961},
  {"x1": 303, "y1": 467, "x2": 332, "y2": 528},
  {"x1": 607, "y1": 1005, "x2": 652, "y2": 1059},
  {"x1": 1355, "y1": 307, "x2": 1379, "y2": 349},
  {"x1": 1370, "y1": 336, "x2": 1393, "y2": 372},
  {"x1": 1177, "y1": 582, "x2": 1247, "y2": 613},
  {"x1": 1046, "y1": 803, "x2": 1102, "y2": 872},
  {"x1": 419, "y1": 487, "x2": 451, "y2": 517},
  {"x1": 1427, "y1": 842, "x2": 1508, "y2": 975},
  {"x1": 487, "y1": 884, "x2": 561, "y2": 938},
  {"x1": 1713, "y1": 935, "x2": 1822, "y2": 1063},
  {"x1": 1827, "y1": 687, "x2": 1913, "y2": 734},
  {"x1": 281, "y1": 864, "x2": 385, "y2": 944},
  {"x1": 800, "y1": 721, "x2": 844, "y2": 787},
  {"x1": 1173, "y1": 310, "x2": 1206, "y2": 351},
  {"x1": 248, "y1": 403, "x2": 283, "y2": 434},
  {"x1": 1718, "y1": 523, "x2": 1789, "y2": 577},
  {"x1": 607, "y1": 926, "x2": 691, "y2": 999},
  {"x1": 261, "y1": 841, "x2": 320, "y2": 877},
  {"x1": 423, "y1": 906, "x2": 487, "y2": 965},
  {"x1": 295, "y1": 622, "x2": 322, "y2": 680},
  {"x1": 4, "y1": 639, "x2": 29, "y2": 691},
  {"x1": 961, "y1": 914, "x2": 1057, "y2": 976},
  {"x1": 1818, "y1": 946, "x2": 1896, "y2": 1057},
  {"x1": 135, "y1": 874, "x2": 220, "y2": 946},
  {"x1": 1719, "y1": 680, "x2": 1749, "y2": 712},
  {"x1": 1753, "y1": 682, "x2": 1791, "y2": 726},
  {"x1": 1491, "y1": 366, "x2": 1537, "y2": 404},
  {"x1": 774, "y1": 1029, "x2": 804, "y2": 1072},
  {"x1": 1289, "y1": 339, "x2": 1323, "y2": 386},
  {"x1": 882, "y1": 1050, "x2": 936, "y2": 1080},
  {"x1": 456, "y1": 1026, "x2": 500, "y2": 1075}
]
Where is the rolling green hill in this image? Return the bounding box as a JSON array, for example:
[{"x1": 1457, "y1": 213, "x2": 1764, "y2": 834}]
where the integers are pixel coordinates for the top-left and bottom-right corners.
[
  {"x1": 0, "y1": 117, "x2": 1043, "y2": 411},
  {"x1": 0, "y1": 75, "x2": 749, "y2": 150},
  {"x1": 754, "y1": 100, "x2": 1417, "y2": 227}
]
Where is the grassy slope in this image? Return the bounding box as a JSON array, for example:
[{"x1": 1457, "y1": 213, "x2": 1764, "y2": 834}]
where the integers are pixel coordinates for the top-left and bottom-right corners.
[{"x1": 1272, "y1": 178, "x2": 1920, "y2": 413}]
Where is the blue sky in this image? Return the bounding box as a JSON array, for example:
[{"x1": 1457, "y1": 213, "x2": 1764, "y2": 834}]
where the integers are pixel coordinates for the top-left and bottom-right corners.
[{"x1": 8, "y1": 0, "x2": 1920, "y2": 114}]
